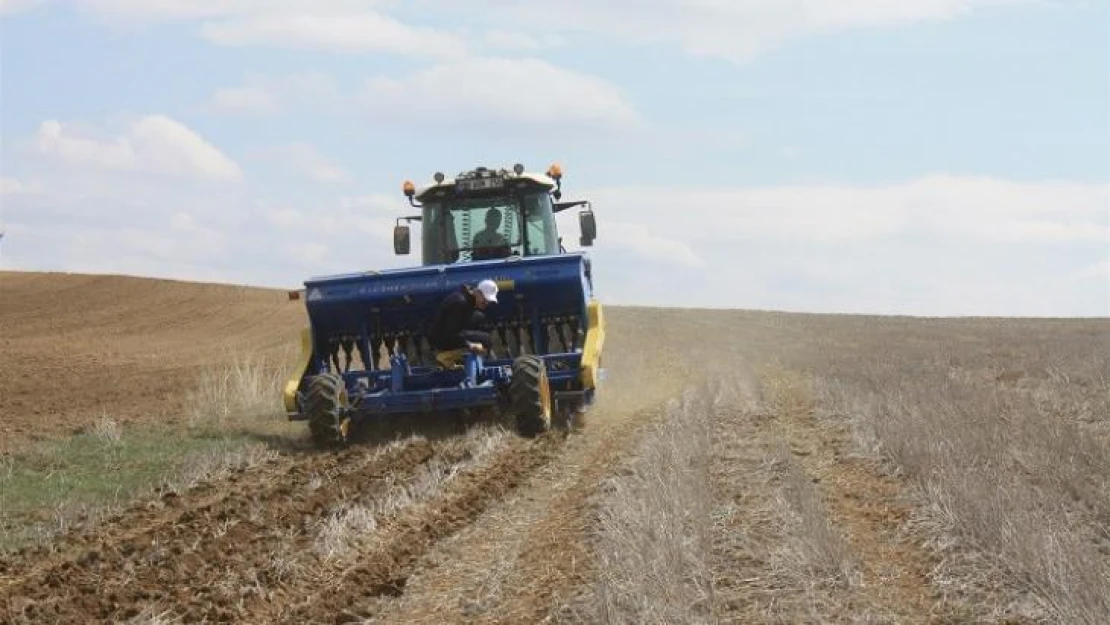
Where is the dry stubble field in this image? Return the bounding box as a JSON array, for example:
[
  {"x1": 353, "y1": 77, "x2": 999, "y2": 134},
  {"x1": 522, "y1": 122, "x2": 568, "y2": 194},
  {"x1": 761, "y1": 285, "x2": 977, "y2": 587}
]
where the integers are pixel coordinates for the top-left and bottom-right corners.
[{"x1": 1, "y1": 271, "x2": 1107, "y2": 624}]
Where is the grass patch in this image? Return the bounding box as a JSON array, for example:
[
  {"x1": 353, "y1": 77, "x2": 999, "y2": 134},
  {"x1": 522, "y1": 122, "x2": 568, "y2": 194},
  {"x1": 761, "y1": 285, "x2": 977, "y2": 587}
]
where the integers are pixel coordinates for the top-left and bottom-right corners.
[
  {"x1": 0, "y1": 352, "x2": 299, "y2": 554},
  {"x1": 0, "y1": 417, "x2": 265, "y2": 553}
]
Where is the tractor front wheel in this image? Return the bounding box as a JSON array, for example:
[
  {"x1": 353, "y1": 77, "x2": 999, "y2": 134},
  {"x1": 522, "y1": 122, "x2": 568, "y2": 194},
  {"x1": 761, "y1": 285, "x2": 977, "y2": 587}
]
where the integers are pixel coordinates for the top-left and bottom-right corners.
[
  {"x1": 509, "y1": 355, "x2": 552, "y2": 437},
  {"x1": 304, "y1": 373, "x2": 351, "y2": 448}
]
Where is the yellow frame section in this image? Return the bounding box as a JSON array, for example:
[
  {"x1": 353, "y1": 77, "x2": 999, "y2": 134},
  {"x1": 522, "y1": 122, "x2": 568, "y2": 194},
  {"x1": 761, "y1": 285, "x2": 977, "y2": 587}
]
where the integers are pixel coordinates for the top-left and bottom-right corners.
[
  {"x1": 283, "y1": 326, "x2": 314, "y2": 413},
  {"x1": 579, "y1": 299, "x2": 605, "y2": 389}
]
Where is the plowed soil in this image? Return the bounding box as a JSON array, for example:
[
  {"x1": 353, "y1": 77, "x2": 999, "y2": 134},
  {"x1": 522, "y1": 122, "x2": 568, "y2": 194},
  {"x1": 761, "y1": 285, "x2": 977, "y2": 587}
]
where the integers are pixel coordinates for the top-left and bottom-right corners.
[
  {"x1": 0, "y1": 271, "x2": 304, "y2": 454},
  {"x1": 2, "y1": 271, "x2": 1104, "y2": 624}
]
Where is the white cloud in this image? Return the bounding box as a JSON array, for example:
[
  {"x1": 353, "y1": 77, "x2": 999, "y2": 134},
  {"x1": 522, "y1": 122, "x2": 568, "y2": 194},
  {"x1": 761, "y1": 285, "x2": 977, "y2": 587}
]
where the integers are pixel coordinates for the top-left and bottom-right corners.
[
  {"x1": 69, "y1": 0, "x2": 390, "y2": 23},
  {"x1": 200, "y1": 11, "x2": 467, "y2": 57},
  {"x1": 0, "y1": 175, "x2": 412, "y2": 285},
  {"x1": 605, "y1": 221, "x2": 705, "y2": 268},
  {"x1": 66, "y1": 2, "x2": 468, "y2": 57},
  {"x1": 567, "y1": 174, "x2": 1107, "y2": 315},
  {"x1": 34, "y1": 115, "x2": 243, "y2": 181},
  {"x1": 3, "y1": 202, "x2": 228, "y2": 278},
  {"x1": 203, "y1": 72, "x2": 344, "y2": 117},
  {"x1": 56, "y1": 0, "x2": 1059, "y2": 62},
  {"x1": 262, "y1": 143, "x2": 349, "y2": 184},
  {"x1": 0, "y1": 0, "x2": 46, "y2": 16},
  {"x1": 482, "y1": 30, "x2": 565, "y2": 51},
  {"x1": 288, "y1": 241, "x2": 330, "y2": 264},
  {"x1": 1072, "y1": 260, "x2": 1110, "y2": 283},
  {"x1": 252, "y1": 200, "x2": 396, "y2": 242},
  {"x1": 583, "y1": 174, "x2": 1108, "y2": 245},
  {"x1": 205, "y1": 61, "x2": 639, "y2": 131},
  {"x1": 447, "y1": 0, "x2": 1039, "y2": 63},
  {"x1": 358, "y1": 57, "x2": 642, "y2": 130},
  {"x1": 340, "y1": 194, "x2": 402, "y2": 212},
  {"x1": 209, "y1": 86, "x2": 278, "y2": 115},
  {"x1": 4, "y1": 169, "x2": 1105, "y2": 316},
  {"x1": 70, "y1": 0, "x2": 236, "y2": 21},
  {"x1": 253, "y1": 202, "x2": 302, "y2": 230},
  {"x1": 0, "y1": 177, "x2": 40, "y2": 195}
]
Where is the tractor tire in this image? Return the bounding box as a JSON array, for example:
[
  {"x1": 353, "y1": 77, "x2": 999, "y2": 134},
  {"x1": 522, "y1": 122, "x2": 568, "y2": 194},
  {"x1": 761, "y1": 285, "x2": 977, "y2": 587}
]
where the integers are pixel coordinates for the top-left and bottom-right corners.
[
  {"x1": 510, "y1": 355, "x2": 552, "y2": 437},
  {"x1": 304, "y1": 373, "x2": 351, "y2": 448}
]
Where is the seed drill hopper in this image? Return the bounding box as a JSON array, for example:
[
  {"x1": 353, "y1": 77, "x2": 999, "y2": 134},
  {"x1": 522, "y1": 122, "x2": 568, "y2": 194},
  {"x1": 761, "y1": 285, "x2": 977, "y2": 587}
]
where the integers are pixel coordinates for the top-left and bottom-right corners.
[{"x1": 283, "y1": 163, "x2": 605, "y2": 446}]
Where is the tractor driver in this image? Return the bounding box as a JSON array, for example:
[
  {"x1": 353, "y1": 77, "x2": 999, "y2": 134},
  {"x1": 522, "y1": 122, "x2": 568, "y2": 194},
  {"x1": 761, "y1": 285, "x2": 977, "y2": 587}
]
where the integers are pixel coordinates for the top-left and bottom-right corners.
[
  {"x1": 427, "y1": 279, "x2": 500, "y2": 356},
  {"x1": 471, "y1": 208, "x2": 512, "y2": 260}
]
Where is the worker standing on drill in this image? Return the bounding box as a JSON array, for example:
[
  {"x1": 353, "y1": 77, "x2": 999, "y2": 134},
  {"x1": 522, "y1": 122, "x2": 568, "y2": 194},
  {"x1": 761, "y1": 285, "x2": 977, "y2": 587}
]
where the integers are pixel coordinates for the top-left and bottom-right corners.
[{"x1": 427, "y1": 279, "x2": 499, "y2": 356}]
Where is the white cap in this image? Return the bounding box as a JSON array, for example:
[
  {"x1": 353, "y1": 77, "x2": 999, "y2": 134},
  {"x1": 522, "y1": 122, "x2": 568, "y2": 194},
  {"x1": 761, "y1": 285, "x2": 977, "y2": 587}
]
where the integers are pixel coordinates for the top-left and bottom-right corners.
[{"x1": 476, "y1": 279, "x2": 499, "y2": 303}]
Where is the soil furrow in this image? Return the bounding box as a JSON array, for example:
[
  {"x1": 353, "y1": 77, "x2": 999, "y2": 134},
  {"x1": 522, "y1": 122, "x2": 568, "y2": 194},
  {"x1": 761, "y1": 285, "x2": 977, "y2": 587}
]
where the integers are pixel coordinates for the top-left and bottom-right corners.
[
  {"x1": 724, "y1": 369, "x2": 941, "y2": 623},
  {"x1": 0, "y1": 441, "x2": 387, "y2": 579},
  {"x1": 361, "y1": 405, "x2": 666, "y2": 625},
  {"x1": 447, "y1": 420, "x2": 653, "y2": 624},
  {"x1": 0, "y1": 446, "x2": 344, "y2": 583},
  {"x1": 259, "y1": 432, "x2": 566, "y2": 625},
  {"x1": 774, "y1": 405, "x2": 941, "y2": 621},
  {"x1": 0, "y1": 438, "x2": 447, "y2": 624}
]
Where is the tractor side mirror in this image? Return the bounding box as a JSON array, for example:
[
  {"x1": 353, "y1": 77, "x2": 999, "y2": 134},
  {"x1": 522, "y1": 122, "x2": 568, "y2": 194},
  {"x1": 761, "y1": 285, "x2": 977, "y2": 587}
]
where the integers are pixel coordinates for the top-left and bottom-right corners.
[
  {"x1": 579, "y1": 210, "x2": 597, "y2": 246},
  {"x1": 394, "y1": 224, "x2": 411, "y2": 255}
]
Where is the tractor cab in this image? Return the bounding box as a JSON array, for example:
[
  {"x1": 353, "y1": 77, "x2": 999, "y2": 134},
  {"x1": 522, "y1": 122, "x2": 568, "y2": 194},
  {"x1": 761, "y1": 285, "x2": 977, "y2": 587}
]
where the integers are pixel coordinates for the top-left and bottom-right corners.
[{"x1": 393, "y1": 163, "x2": 597, "y2": 266}]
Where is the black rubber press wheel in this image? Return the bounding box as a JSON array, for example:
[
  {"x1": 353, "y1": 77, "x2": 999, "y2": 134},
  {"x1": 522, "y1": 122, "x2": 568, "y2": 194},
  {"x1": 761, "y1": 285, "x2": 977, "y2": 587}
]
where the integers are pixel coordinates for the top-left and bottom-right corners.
[
  {"x1": 304, "y1": 373, "x2": 351, "y2": 448},
  {"x1": 509, "y1": 355, "x2": 552, "y2": 437}
]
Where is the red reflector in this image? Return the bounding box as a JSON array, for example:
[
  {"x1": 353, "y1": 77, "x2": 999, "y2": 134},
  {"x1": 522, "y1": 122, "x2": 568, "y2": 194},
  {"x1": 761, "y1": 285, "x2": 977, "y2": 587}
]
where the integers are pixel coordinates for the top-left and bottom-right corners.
[{"x1": 288, "y1": 290, "x2": 301, "y2": 301}]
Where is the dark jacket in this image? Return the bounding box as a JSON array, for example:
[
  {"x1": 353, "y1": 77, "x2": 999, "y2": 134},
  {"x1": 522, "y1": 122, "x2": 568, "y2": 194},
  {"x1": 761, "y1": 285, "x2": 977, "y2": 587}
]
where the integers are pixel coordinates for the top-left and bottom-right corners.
[{"x1": 427, "y1": 287, "x2": 479, "y2": 350}]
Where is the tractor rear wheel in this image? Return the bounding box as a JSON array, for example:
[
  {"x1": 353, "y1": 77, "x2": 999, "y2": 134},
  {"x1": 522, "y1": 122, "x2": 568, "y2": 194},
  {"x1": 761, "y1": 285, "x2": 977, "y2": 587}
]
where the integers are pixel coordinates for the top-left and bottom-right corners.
[
  {"x1": 304, "y1": 373, "x2": 351, "y2": 448},
  {"x1": 510, "y1": 355, "x2": 552, "y2": 437}
]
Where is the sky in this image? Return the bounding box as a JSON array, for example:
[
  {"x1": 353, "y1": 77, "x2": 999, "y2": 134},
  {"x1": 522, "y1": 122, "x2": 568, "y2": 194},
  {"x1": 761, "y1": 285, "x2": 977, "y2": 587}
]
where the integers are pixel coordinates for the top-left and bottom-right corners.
[{"x1": 0, "y1": 0, "x2": 1107, "y2": 316}]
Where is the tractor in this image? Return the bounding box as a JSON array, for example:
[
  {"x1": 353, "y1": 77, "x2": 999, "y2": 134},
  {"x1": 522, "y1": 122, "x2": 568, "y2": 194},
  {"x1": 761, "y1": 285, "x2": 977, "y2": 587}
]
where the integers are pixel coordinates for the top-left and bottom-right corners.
[{"x1": 282, "y1": 163, "x2": 605, "y2": 447}]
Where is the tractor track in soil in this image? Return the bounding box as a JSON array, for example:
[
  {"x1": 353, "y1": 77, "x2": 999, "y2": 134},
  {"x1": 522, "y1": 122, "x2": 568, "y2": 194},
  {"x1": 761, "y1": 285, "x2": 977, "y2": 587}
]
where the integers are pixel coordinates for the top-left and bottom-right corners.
[
  {"x1": 0, "y1": 440, "x2": 384, "y2": 585},
  {"x1": 0, "y1": 432, "x2": 567, "y2": 625},
  {"x1": 265, "y1": 433, "x2": 566, "y2": 625},
  {"x1": 0, "y1": 438, "x2": 457, "y2": 623},
  {"x1": 363, "y1": 407, "x2": 666, "y2": 625}
]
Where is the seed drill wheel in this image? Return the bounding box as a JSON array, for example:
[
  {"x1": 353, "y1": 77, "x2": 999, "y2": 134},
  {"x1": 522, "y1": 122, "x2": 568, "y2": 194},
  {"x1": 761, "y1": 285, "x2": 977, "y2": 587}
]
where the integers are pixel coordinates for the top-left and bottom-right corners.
[
  {"x1": 510, "y1": 355, "x2": 553, "y2": 437},
  {"x1": 304, "y1": 373, "x2": 351, "y2": 447}
]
